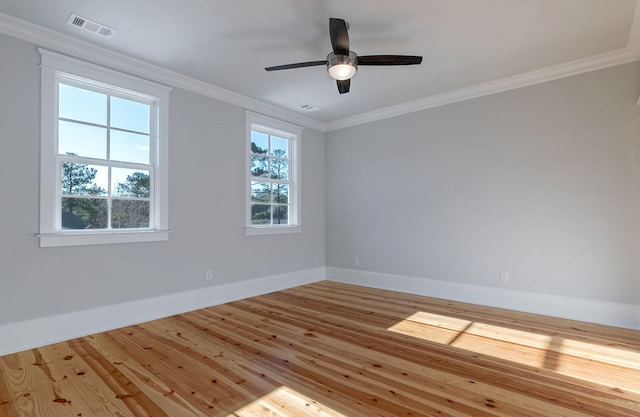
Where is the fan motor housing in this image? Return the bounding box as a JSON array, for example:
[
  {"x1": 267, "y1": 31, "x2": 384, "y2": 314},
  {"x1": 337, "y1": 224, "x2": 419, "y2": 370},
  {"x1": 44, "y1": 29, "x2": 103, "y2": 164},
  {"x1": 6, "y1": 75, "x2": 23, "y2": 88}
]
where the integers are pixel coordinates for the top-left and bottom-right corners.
[{"x1": 327, "y1": 52, "x2": 358, "y2": 80}]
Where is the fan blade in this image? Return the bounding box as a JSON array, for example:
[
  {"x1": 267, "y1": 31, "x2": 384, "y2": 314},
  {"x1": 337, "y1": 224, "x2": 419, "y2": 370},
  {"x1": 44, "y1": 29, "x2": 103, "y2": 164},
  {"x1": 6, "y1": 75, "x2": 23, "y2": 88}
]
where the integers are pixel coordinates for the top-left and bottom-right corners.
[
  {"x1": 330, "y1": 18, "x2": 350, "y2": 55},
  {"x1": 336, "y1": 79, "x2": 350, "y2": 94},
  {"x1": 265, "y1": 60, "x2": 327, "y2": 71},
  {"x1": 357, "y1": 55, "x2": 423, "y2": 65}
]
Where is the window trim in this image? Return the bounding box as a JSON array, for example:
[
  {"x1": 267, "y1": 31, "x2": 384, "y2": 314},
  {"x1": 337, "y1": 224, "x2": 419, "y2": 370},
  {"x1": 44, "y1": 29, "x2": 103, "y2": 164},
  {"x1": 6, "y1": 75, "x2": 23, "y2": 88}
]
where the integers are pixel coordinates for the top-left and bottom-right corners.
[
  {"x1": 245, "y1": 111, "x2": 302, "y2": 236},
  {"x1": 38, "y1": 49, "x2": 171, "y2": 247}
]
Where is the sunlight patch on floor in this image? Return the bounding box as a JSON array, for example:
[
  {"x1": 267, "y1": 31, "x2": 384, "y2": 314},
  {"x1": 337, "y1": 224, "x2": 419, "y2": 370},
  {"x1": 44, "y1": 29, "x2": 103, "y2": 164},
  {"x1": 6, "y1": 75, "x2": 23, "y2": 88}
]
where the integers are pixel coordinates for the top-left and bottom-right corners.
[
  {"x1": 387, "y1": 311, "x2": 640, "y2": 392},
  {"x1": 228, "y1": 386, "x2": 349, "y2": 417}
]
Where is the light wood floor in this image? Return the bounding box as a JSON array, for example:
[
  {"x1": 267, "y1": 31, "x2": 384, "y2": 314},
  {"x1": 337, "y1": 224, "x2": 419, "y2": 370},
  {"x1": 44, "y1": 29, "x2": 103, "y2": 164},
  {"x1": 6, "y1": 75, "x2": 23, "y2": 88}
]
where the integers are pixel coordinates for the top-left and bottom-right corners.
[{"x1": 1, "y1": 281, "x2": 639, "y2": 417}]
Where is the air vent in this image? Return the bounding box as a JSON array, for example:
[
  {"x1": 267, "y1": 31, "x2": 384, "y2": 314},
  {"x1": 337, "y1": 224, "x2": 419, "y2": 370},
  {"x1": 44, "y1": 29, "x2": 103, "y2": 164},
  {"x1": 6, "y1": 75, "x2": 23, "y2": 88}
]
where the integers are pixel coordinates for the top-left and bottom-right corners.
[
  {"x1": 299, "y1": 103, "x2": 320, "y2": 112},
  {"x1": 66, "y1": 13, "x2": 116, "y2": 38}
]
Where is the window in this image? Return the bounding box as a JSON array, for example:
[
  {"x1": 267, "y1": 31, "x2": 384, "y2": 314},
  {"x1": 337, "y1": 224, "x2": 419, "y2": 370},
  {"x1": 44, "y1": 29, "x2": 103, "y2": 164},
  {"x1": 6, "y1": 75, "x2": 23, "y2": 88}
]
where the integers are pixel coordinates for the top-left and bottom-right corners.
[
  {"x1": 39, "y1": 49, "x2": 171, "y2": 247},
  {"x1": 246, "y1": 111, "x2": 302, "y2": 235}
]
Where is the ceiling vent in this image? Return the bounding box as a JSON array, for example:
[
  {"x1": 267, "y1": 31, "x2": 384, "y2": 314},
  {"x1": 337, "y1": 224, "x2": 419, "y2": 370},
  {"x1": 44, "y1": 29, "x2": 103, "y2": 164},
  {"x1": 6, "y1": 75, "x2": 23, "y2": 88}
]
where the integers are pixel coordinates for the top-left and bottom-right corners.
[
  {"x1": 299, "y1": 103, "x2": 320, "y2": 112},
  {"x1": 66, "y1": 13, "x2": 116, "y2": 38}
]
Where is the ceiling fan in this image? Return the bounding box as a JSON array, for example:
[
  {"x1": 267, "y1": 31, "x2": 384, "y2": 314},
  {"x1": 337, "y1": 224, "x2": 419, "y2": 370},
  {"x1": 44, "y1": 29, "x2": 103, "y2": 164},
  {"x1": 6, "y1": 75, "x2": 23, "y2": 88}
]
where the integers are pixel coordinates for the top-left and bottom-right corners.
[{"x1": 265, "y1": 18, "x2": 423, "y2": 94}]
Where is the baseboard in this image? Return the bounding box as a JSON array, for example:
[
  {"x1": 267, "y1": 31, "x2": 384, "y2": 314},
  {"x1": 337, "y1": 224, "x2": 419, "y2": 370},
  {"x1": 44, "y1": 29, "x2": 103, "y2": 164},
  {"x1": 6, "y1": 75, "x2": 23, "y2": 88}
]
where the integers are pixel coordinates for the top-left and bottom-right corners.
[
  {"x1": 0, "y1": 267, "x2": 325, "y2": 356},
  {"x1": 326, "y1": 267, "x2": 640, "y2": 330},
  {"x1": 3, "y1": 266, "x2": 636, "y2": 356}
]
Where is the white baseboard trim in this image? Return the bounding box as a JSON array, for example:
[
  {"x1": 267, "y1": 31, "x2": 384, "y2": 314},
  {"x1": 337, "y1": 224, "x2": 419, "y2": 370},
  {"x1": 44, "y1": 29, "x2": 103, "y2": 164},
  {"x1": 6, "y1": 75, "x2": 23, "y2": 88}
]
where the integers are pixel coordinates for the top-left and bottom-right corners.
[
  {"x1": 3, "y1": 266, "x2": 636, "y2": 356},
  {"x1": 326, "y1": 267, "x2": 640, "y2": 330},
  {"x1": 0, "y1": 267, "x2": 325, "y2": 356}
]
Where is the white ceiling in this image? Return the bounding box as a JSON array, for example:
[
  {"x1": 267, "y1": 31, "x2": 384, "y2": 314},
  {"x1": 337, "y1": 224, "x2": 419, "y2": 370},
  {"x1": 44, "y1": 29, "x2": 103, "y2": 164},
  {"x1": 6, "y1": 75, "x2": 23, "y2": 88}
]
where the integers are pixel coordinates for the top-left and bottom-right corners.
[{"x1": 1, "y1": 0, "x2": 639, "y2": 130}]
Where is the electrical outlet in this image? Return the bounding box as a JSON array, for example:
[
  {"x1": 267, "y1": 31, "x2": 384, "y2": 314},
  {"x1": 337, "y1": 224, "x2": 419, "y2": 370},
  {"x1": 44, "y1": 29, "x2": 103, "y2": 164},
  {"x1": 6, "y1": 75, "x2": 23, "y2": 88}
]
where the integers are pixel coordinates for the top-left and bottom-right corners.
[
  {"x1": 205, "y1": 270, "x2": 213, "y2": 281},
  {"x1": 500, "y1": 271, "x2": 509, "y2": 284},
  {"x1": 354, "y1": 256, "x2": 360, "y2": 268}
]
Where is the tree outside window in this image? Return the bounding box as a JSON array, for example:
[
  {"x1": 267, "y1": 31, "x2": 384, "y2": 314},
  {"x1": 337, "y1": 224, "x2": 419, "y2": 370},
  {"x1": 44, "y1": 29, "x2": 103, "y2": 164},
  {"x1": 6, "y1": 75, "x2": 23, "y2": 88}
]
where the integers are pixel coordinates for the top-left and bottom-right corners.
[
  {"x1": 39, "y1": 49, "x2": 170, "y2": 247},
  {"x1": 250, "y1": 131, "x2": 291, "y2": 225},
  {"x1": 61, "y1": 153, "x2": 151, "y2": 230}
]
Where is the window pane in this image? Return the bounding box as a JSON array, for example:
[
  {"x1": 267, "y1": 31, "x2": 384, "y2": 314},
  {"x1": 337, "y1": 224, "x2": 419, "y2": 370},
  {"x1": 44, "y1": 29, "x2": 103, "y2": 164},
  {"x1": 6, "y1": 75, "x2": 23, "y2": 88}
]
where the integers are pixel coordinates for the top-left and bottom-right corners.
[
  {"x1": 61, "y1": 197, "x2": 107, "y2": 229},
  {"x1": 273, "y1": 184, "x2": 289, "y2": 204},
  {"x1": 251, "y1": 204, "x2": 271, "y2": 225},
  {"x1": 251, "y1": 182, "x2": 270, "y2": 203},
  {"x1": 270, "y1": 158, "x2": 289, "y2": 180},
  {"x1": 271, "y1": 136, "x2": 289, "y2": 158},
  {"x1": 110, "y1": 130, "x2": 150, "y2": 164},
  {"x1": 110, "y1": 96, "x2": 150, "y2": 133},
  {"x1": 58, "y1": 121, "x2": 107, "y2": 159},
  {"x1": 251, "y1": 131, "x2": 269, "y2": 154},
  {"x1": 112, "y1": 168, "x2": 150, "y2": 198},
  {"x1": 251, "y1": 155, "x2": 269, "y2": 177},
  {"x1": 112, "y1": 200, "x2": 150, "y2": 229},
  {"x1": 59, "y1": 83, "x2": 107, "y2": 125},
  {"x1": 273, "y1": 205, "x2": 289, "y2": 225},
  {"x1": 61, "y1": 162, "x2": 108, "y2": 196}
]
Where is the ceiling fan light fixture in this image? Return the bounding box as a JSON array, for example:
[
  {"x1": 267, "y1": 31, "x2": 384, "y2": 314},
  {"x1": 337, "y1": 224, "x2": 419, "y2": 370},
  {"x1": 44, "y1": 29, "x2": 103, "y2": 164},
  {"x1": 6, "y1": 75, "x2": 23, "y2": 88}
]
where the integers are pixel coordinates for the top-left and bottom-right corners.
[
  {"x1": 264, "y1": 18, "x2": 422, "y2": 94},
  {"x1": 327, "y1": 52, "x2": 358, "y2": 80}
]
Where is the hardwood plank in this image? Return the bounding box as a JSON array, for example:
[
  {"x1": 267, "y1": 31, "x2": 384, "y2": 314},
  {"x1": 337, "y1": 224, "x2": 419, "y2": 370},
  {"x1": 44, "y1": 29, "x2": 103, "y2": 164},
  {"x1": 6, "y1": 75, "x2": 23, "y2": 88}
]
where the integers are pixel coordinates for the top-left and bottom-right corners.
[
  {"x1": 1, "y1": 281, "x2": 639, "y2": 416},
  {"x1": 239, "y1": 292, "x2": 639, "y2": 415}
]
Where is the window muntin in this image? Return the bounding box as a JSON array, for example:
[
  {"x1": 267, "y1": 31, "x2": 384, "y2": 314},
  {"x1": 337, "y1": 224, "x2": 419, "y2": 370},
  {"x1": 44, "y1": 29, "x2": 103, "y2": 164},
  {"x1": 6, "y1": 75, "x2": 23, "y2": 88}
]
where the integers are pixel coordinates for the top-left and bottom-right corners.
[
  {"x1": 39, "y1": 49, "x2": 171, "y2": 247},
  {"x1": 250, "y1": 130, "x2": 292, "y2": 225},
  {"x1": 246, "y1": 112, "x2": 301, "y2": 235},
  {"x1": 56, "y1": 80, "x2": 154, "y2": 231}
]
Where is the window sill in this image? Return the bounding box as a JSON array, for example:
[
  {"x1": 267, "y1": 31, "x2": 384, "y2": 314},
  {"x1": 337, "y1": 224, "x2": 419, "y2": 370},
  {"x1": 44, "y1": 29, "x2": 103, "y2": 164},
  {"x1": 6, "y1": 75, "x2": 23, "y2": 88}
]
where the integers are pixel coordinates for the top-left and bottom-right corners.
[
  {"x1": 38, "y1": 230, "x2": 170, "y2": 247},
  {"x1": 245, "y1": 225, "x2": 302, "y2": 236}
]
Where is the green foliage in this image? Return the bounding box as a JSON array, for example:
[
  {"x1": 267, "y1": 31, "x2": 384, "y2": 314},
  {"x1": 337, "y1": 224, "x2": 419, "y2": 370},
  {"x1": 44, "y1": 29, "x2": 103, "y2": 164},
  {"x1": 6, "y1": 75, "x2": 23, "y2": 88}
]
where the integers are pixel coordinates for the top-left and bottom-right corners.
[
  {"x1": 113, "y1": 172, "x2": 151, "y2": 228},
  {"x1": 250, "y1": 155, "x2": 268, "y2": 177},
  {"x1": 61, "y1": 155, "x2": 150, "y2": 230},
  {"x1": 251, "y1": 141, "x2": 267, "y2": 154},
  {"x1": 270, "y1": 149, "x2": 288, "y2": 180},
  {"x1": 273, "y1": 184, "x2": 288, "y2": 204},
  {"x1": 117, "y1": 171, "x2": 150, "y2": 198},
  {"x1": 250, "y1": 148, "x2": 289, "y2": 179},
  {"x1": 249, "y1": 146, "x2": 290, "y2": 225},
  {"x1": 61, "y1": 154, "x2": 107, "y2": 229},
  {"x1": 112, "y1": 200, "x2": 150, "y2": 229},
  {"x1": 62, "y1": 197, "x2": 107, "y2": 229},
  {"x1": 251, "y1": 204, "x2": 271, "y2": 224},
  {"x1": 273, "y1": 205, "x2": 288, "y2": 224},
  {"x1": 61, "y1": 158, "x2": 105, "y2": 196}
]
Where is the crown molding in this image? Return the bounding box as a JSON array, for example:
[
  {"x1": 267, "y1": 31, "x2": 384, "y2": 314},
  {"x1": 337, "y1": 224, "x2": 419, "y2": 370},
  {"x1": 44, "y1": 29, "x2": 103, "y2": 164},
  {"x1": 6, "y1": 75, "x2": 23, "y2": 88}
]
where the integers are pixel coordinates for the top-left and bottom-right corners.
[
  {"x1": 326, "y1": 1, "x2": 640, "y2": 131},
  {"x1": 326, "y1": 46, "x2": 640, "y2": 131},
  {"x1": 0, "y1": 12, "x2": 328, "y2": 132},
  {"x1": 2, "y1": 10, "x2": 639, "y2": 134}
]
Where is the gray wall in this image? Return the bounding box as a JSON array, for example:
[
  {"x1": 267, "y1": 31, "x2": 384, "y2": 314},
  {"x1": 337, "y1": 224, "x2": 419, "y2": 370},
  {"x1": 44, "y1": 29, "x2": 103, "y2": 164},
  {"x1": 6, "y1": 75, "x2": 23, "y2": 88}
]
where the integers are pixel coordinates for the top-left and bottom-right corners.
[
  {"x1": 326, "y1": 62, "x2": 640, "y2": 304},
  {"x1": 0, "y1": 34, "x2": 325, "y2": 324},
  {"x1": 2, "y1": 28, "x2": 639, "y2": 329}
]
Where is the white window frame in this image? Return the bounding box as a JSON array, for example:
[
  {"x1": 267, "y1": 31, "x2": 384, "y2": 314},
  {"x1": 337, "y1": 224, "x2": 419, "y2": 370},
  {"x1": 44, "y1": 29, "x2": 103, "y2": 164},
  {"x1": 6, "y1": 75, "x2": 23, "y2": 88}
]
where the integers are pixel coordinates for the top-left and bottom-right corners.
[
  {"x1": 245, "y1": 111, "x2": 302, "y2": 236},
  {"x1": 38, "y1": 49, "x2": 171, "y2": 247}
]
